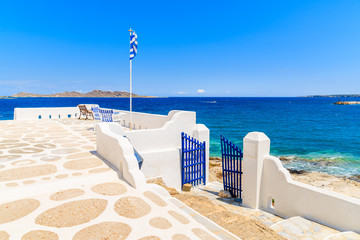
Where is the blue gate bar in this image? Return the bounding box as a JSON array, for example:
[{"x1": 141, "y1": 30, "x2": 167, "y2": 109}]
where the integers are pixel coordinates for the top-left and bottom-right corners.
[
  {"x1": 220, "y1": 135, "x2": 243, "y2": 199},
  {"x1": 181, "y1": 132, "x2": 206, "y2": 187}
]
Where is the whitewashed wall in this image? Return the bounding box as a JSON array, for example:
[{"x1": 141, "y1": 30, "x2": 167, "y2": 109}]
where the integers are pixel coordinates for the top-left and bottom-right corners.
[
  {"x1": 113, "y1": 110, "x2": 178, "y2": 130},
  {"x1": 14, "y1": 107, "x2": 80, "y2": 120},
  {"x1": 96, "y1": 123, "x2": 146, "y2": 189},
  {"x1": 96, "y1": 110, "x2": 210, "y2": 190},
  {"x1": 242, "y1": 132, "x2": 360, "y2": 233}
]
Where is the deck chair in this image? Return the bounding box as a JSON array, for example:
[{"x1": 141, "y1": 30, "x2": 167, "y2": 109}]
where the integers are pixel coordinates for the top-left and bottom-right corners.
[
  {"x1": 91, "y1": 106, "x2": 101, "y2": 130},
  {"x1": 99, "y1": 109, "x2": 113, "y2": 122},
  {"x1": 78, "y1": 105, "x2": 94, "y2": 120}
]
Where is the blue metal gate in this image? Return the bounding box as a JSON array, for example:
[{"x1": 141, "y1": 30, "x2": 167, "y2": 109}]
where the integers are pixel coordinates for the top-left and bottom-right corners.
[
  {"x1": 181, "y1": 132, "x2": 206, "y2": 187},
  {"x1": 220, "y1": 135, "x2": 243, "y2": 199}
]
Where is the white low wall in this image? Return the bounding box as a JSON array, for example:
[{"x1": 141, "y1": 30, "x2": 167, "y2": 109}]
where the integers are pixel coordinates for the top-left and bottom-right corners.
[
  {"x1": 96, "y1": 110, "x2": 210, "y2": 190},
  {"x1": 96, "y1": 123, "x2": 146, "y2": 189},
  {"x1": 14, "y1": 107, "x2": 80, "y2": 120},
  {"x1": 113, "y1": 110, "x2": 177, "y2": 130},
  {"x1": 242, "y1": 132, "x2": 360, "y2": 233}
]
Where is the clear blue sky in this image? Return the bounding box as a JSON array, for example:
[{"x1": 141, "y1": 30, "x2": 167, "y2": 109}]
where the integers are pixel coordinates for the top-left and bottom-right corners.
[{"x1": 1, "y1": 0, "x2": 359, "y2": 97}]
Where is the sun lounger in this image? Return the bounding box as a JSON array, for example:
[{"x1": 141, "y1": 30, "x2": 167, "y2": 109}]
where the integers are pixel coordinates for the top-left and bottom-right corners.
[
  {"x1": 99, "y1": 109, "x2": 113, "y2": 122},
  {"x1": 78, "y1": 104, "x2": 94, "y2": 120},
  {"x1": 91, "y1": 106, "x2": 101, "y2": 130}
]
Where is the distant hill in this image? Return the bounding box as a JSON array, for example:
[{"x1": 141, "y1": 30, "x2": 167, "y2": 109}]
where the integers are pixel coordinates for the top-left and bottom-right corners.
[
  {"x1": 303, "y1": 94, "x2": 360, "y2": 98},
  {"x1": 12, "y1": 90, "x2": 156, "y2": 98}
]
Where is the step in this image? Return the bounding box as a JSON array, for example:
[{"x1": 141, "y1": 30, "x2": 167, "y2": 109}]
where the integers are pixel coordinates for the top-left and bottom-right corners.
[
  {"x1": 325, "y1": 231, "x2": 360, "y2": 240},
  {"x1": 271, "y1": 216, "x2": 339, "y2": 239}
]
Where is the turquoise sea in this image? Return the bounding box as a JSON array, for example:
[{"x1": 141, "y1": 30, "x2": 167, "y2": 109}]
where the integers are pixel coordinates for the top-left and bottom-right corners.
[{"x1": 1, "y1": 97, "x2": 360, "y2": 177}]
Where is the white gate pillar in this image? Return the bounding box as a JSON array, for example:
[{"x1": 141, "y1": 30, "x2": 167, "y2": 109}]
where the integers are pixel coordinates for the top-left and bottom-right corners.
[{"x1": 242, "y1": 132, "x2": 270, "y2": 209}]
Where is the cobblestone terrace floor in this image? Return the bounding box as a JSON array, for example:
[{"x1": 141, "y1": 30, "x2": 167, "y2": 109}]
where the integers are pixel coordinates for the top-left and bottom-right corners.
[{"x1": 0, "y1": 119, "x2": 235, "y2": 240}]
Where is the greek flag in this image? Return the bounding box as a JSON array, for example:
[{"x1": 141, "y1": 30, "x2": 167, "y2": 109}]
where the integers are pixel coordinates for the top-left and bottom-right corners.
[{"x1": 130, "y1": 31, "x2": 137, "y2": 60}]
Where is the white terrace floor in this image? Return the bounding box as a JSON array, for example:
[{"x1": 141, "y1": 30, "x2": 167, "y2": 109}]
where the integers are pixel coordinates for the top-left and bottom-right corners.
[{"x1": 0, "y1": 119, "x2": 237, "y2": 240}]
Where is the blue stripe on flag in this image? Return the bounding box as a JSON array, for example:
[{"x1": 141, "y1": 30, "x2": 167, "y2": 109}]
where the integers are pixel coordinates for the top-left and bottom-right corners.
[{"x1": 130, "y1": 31, "x2": 137, "y2": 60}]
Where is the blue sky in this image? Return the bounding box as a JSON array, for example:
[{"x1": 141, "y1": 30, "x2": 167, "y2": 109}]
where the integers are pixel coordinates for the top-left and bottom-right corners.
[{"x1": 0, "y1": 0, "x2": 359, "y2": 97}]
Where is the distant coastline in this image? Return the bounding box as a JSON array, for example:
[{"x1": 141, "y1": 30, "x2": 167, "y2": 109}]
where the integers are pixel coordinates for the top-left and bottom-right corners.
[
  {"x1": 8, "y1": 90, "x2": 157, "y2": 98},
  {"x1": 303, "y1": 94, "x2": 360, "y2": 98}
]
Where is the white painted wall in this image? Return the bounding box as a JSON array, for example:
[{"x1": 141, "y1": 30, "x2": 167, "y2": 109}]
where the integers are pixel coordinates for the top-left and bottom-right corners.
[
  {"x1": 14, "y1": 107, "x2": 80, "y2": 120},
  {"x1": 96, "y1": 123, "x2": 146, "y2": 189},
  {"x1": 96, "y1": 110, "x2": 210, "y2": 190},
  {"x1": 112, "y1": 110, "x2": 178, "y2": 130},
  {"x1": 242, "y1": 132, "x2": 360, "y2": 233}
]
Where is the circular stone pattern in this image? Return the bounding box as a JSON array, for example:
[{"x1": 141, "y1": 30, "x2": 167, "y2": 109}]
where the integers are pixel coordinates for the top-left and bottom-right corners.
[
  {"x1": 34, "y1": 143, "x2": 56, "y2": 149},
  {"x1": 63, "y1": 158, "x2": 102, "y2": 170},
  {"x1": 0, "y1": 231, "x2": 9, "y2": 240},
  {"x1": 40, "y1": 156, "x2": 61, "y2": 162},
  {"x1": 89, "y1": 168, "x2": 110, "y2": 173},
  {"x1": 50, "y1": 189, "x2": 85, "y2": 201},
  {"x1": 114, "y1": 196, "x2": 151, "y2": 219},
  {"x1": 6, "y1": 182, "x2": 18, "y2": 187},
  {"x1": 149, "y1": 217, "x2": 172, "y2": 229},
  {"x1": 22, "y1": 230, "x2": 58, "y2": 240},
  {"x1": 0, "y1": 143, "x2": 28, "y2": 149},
  {"x1": 0, "y1": 198, "x2": 40, "y2": 224},
  {"x1": 73, "y1": 222, "x2": 131, "y2": 240},
  {"x1": 168, "y1": 210, "x2": 190, "y2": 224},
  {"x1": 11, "y1": 159, "x2": 36, "y2": 166},
  {"x1": 23, "y1": 180, "x2": 36, "y2": 185},
  {"x1": 143, "y1": 191, "x2": 167, "y2": 207},
  {"x1": 138, "y1": 237, "x2": 160, "y2": 240},
  {"x1": 66, "y1": 152, "x2": 94, "y2": 160},
  {"x1": 9, "y1": 147, "x2": 43, "y2": 154},
  {"x1": 51, "y1": 148, "x2": 80, "y2": 155},
  {"x1": 172, "y1": 234, "x2": 190, "y2": 240},
  {"x1": 0, "y1": 164, "x2": 57, "y2": 182},
  {"x1": 0, "y1": 155, "x2": 21, "y2": 161},
  {"x1": 192, "y1": 228, "x2": 218, "y2": 240},
  {"x1": 55, "y1": 174, "x2": 68, "y2": 179},
  {"x1": 0, "y1": 139, "x2": 19, "y2": 143},
  {"x1": 35, "y1": 199, "x2": 107, "y2": 227},
  {"x1": 91, "y1": 182, "x2": 127, "y2": 196},
  {"x1": 32, "y1": 153, "x2": 47, "y2": 157}
]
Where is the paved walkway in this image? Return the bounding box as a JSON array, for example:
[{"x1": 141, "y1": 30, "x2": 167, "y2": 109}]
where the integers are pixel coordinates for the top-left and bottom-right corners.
[
  {"x1": 190, "y1": 182, "x2": 360, "y2": 240},
  {"x1": 0, "y1": 119, "x2": 233, "y2": 240},
  {"x1": 190, "y1": 182, "x2": 283, "y2": 227}
]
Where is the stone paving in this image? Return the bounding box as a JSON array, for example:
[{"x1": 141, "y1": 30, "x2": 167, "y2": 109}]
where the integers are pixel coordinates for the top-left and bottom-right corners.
[
  {"x1": 270, "y1": 216, "x2": 339, "y2": 240},
  {"x1": 190, "y1": 182, "x2": 360, "y2": 240},
  {"x1": 0, "y1": 119, "x2": 233, "y2": 240},
  {"x1": 190, "y1": 182, "x2": 283, "y2": 227}
]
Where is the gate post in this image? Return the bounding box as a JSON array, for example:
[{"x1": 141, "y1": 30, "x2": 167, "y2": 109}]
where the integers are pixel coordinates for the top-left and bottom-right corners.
[
  {"x1": 192, "y1": 124, "x2": 209, "y2": 186},
  {"x1": 242, "y1": 132, "x2": 270, "y2": 209}
]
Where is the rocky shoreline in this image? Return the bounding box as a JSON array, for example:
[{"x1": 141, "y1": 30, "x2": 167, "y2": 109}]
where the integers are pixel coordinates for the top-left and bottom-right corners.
[
  {"x1": 333, "y1": 100, "x2": 360, "y2": 105},
  {"x1": 277, "y1": 155, "x2": 360, "y2": 182}
]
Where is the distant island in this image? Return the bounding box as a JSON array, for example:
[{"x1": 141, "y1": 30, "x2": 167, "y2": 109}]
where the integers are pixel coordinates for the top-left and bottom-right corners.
[
  {"x1": 303, "y1": 94, "x2": 360, "y2": 98},
  {"x1": 10, "y1": 90, "x2": 156, "y2": 98}
]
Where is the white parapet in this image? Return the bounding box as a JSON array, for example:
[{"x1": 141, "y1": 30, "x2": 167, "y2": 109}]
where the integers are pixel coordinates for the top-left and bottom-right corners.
[
  {"x1": 242, "y1": 132, "x2": 270, "y2": 209},
  {"x1": 14, "y1": 107, "x2": 80, "y2": 120},
  {"x1": 242, "y1": 131, "x2": 360, "y2": 233},
  {"x1": 96, "y1": 123, "x2": 146, "y2": 189},
  {"x1": 96, "y1": 110, "x2": 210, "y2": 190}
]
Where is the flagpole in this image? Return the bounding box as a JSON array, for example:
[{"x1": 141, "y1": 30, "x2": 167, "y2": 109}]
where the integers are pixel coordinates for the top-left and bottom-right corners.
[
  {"x1": 128, "y1": 27, "x2": 133, "y2": 130},
  {"x1": 130, "y1": 58, "x2": 132, "y2": 130}
]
